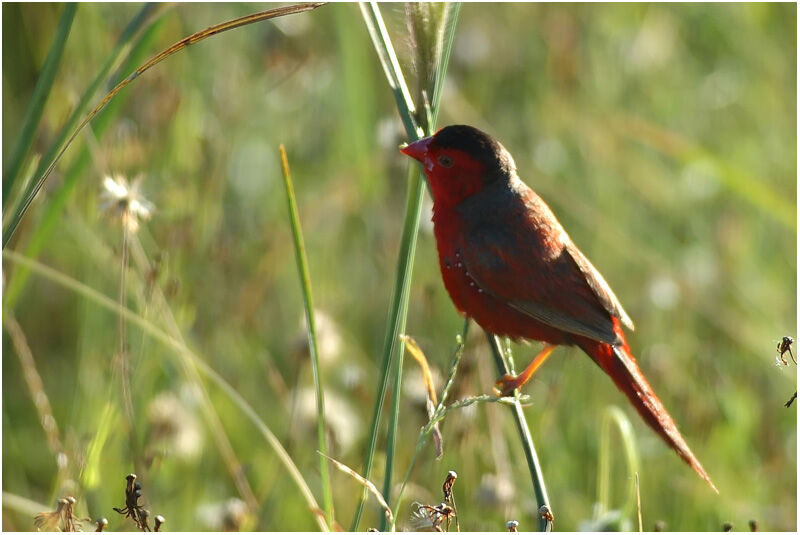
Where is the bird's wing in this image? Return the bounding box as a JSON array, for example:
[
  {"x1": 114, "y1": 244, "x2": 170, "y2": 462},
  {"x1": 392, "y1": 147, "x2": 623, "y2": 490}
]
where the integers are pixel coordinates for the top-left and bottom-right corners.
[
  {"x1": 564, "y1": 242, "x2": 634, "y2": 331},
  {"x1": 460, "y1": 213, "x2": 630, "y2": 345}
]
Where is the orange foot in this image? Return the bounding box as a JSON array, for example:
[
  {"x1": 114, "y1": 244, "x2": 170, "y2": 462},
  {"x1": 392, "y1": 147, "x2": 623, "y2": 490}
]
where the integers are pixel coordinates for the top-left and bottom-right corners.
[
  {"x1": 493, "y1": 344, "x2": 557, "y2": 397},
  {"x1": 494, "y1": 374, "x2": 526, "y2": 397}
]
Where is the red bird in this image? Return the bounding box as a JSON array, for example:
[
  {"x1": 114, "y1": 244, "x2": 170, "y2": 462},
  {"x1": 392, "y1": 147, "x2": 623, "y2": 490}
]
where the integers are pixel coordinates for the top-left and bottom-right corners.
[{"x1": 401, "y1": 124, "x2": 716, "y2": 492}]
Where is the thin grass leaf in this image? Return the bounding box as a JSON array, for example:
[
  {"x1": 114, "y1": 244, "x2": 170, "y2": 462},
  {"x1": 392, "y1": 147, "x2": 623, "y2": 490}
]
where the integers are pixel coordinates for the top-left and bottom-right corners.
[
  {"x1": 2, "y1": 3, "x2": 76, "y2": 206},
  {"x1": 2, "y1": 2, "x2": 325, "y2": 248},
  {"x1": 319, "y1": 452, "x2": 394, "y2": 527},
  {"x1": 486, "y1": 333, "x2": 552, "y2": 532},
  {"x1": 352, "y1": 6, "x2": 424, "y2": 529},
  {"x1": 279, "y1": 145, "x2": 334, "y2": 529},
  {"x1": 79, "y1": 402, "x2": 116, "y2": 489},
  {"x1": 3, "y1": 15, "x2": 165, "y2": 311},
  {"x1": 2, "y1": 249, "x2": 328, "y2": 531},
  {"x1": 379, "y1": 160, "x2": 421, "y2": 531}
]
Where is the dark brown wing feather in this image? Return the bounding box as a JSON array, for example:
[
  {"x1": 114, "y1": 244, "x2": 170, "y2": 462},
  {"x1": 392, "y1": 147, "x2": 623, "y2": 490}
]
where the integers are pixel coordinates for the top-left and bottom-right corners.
[
  {"x1": 457, "y1": 180, "x2": 632, "y2": 344},
  {"x1": 564, "y1": 242, "x2": 634, "y2": 331}
]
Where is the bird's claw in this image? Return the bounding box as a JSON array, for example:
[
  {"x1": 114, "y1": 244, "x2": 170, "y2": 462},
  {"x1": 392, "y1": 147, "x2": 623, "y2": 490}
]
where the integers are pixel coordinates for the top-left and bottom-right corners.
[{"x1": 494, "y1": 374, "x2": 522, "y2": 397}]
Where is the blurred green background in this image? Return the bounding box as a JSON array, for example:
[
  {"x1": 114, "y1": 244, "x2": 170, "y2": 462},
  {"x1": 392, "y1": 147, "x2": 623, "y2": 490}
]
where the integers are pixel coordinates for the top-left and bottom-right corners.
[{"x1": 2, "y1": 2, "x2": 796, "y2": 531}]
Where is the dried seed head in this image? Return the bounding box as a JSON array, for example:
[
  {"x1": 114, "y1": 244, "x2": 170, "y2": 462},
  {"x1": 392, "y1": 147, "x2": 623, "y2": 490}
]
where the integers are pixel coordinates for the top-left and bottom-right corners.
[
  {"x1": 538, "y1": 505, "x2": 554, "y2": 524},
  {"x1": 442, "y1": 470, "x2": 458, "y2": 502},
  {"x1": 155, "y1": 515, "x2": 165, "y2": 532},
  {"x1": 506, "y1": 519, "x2": 519, "y2": 532},
  {"x1": 95, "y1": 517, "x2": 108, "y2": 532}
]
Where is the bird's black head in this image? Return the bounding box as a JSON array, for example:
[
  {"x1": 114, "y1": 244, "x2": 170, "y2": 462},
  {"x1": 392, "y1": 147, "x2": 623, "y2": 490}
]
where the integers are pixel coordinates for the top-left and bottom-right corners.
[
  {"x1": 400, "y1": 124, "x2": 517, "y2": 206},
  {"x1": 429, "y1": 125, "x2": 516, "y2": 178}
]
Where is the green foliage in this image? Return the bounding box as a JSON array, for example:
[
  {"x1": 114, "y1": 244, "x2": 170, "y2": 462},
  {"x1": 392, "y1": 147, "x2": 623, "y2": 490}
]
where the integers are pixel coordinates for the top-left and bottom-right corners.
[{"x1": 2, "y1": 3, "x2": 796, "y2": 531}]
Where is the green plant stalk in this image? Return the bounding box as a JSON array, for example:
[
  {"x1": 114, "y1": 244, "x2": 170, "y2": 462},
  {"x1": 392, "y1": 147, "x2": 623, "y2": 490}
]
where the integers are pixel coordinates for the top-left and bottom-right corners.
[
  {"x1": 596, "y1": 405, "x2": 640, "y2": 521},
  {"x1": 3, "y1": 13, "x2": 165, "y2": 312},
  {"x1": 279, "y1": 145, "x2": 334, "y2": 530},
  {"x1": 116, "y1": 217, "x2": 138, "y2": 468},
  {"x1": 486, "y1": 332, "x2": 552, "y2": 532},
  {"x1": 353, "y1": 3, "x2": 460, "y2": 530},
  {"x1": 2, "y1": 3, "x2": 77, "y2": 205},
  {"x1": 378, "y1": 163, "x2": 420, "y2": 526},
  {"x1": 379, "y1": 5, "x2": 460, "y2": 528},
  {"x1": 2, "y1": 249, "x2": 328, "y2": 531},
  {"x1": 351, "y1": 3, "x2": 423, "y2": 530}
]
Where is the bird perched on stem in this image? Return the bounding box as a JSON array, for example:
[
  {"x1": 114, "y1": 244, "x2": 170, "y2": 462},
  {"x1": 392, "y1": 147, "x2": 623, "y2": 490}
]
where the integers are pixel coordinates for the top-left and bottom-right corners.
[{"x1": 401, "y1": 124, "x2": 717, "y2": 492}]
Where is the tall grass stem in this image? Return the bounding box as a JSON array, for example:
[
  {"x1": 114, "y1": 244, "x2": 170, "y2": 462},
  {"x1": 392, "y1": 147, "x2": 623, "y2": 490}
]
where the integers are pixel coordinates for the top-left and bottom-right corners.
[
  {"x1": 596, "y1": 405, "x2": 640, "y2": 521},
  {"x1": 353, "y1": 2, "x2": 459, "y2": 530},
  {"x1": 2, "y1": 3, "x2": 76, "y2": 206}
]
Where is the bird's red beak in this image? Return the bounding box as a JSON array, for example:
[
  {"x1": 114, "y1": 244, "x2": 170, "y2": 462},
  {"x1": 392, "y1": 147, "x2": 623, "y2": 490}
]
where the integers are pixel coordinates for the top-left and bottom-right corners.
[{"x1": 400, "y1": 136, "x2": 433, "y2": 163}]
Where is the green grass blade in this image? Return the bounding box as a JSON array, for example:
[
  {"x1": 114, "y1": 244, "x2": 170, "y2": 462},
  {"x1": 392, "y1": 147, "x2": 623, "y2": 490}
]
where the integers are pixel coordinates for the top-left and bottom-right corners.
[
  {"x1": 379, "y1": 4, "x2": 461, "y2": 530},
  {"x1": 3, "y1": 13, "x2": 166, "y2": 311},
  {"x1": 2, "y1": 3, "x2": 77, "y2": 206},
  {"x1": 379, "y1": 162, "x2": 421, "y2": 527},
  {"x1": 351, "y1": 3, "x2": 423, "y2": 529},
  {"x1": 2, "y1": 249, "x2": 328, "y2": 531},
  {"x1": 279, "y1": 145, "x2": 334, "y2": 530},
  {"x1": 486, "y1": 333, "x2": 552, "y2": 532}
]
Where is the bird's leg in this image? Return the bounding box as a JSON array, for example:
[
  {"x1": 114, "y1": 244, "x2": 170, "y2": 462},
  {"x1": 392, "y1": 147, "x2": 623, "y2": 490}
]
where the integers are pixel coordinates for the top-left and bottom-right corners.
[{"x1": 494, "y1": 343, "x2": 556, "y2": 397}]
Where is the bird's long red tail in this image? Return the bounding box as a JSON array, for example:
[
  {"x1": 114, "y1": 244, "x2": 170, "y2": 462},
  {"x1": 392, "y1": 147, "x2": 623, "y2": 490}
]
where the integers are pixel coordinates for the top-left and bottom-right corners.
[{"x1": 576, "y1": 321, "x2": 718, "y2": 493}]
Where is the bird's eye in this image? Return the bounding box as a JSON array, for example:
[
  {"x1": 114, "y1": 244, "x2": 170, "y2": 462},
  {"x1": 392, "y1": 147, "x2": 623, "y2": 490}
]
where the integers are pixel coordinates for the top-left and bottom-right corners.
[{"x1": 437, "y1": 155, "x2": 454, "y2": 168}]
